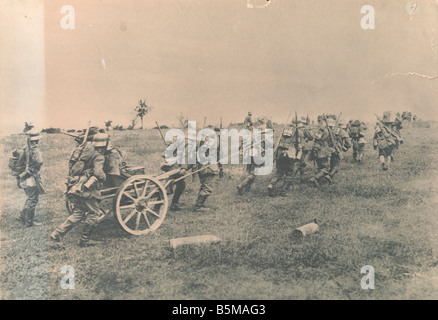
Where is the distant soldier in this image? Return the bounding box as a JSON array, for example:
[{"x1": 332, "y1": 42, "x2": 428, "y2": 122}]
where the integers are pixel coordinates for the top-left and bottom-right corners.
[
  {"x1": 309, "y1": 118, "x2": 332, "y2": 188},
  {"x1": 50, "y1": 133, "x2": 108, "y2": 247},
  {"x1": 267, "y1": 123, "x2": 303, "y2": 196},
  {"x1": 328, "y1": 119, "x2": 351, "y2": 182},
  {"x1": 349, "y1": 120, "x2": 367, "y2": 163},
  {"x1": 373, "y1": 122, "x2": 397, "y2": 171},
  {"x1": 15, "y1": 128, "x2": 44, "y2": 227},
  {"x1": 244, "y1": 111, "x2": 253, "y2": 130}
]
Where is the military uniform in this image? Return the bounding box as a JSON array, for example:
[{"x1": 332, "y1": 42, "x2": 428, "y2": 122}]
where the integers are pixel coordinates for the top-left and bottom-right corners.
[
  {"x1": 191, "y1": 137, "x2": 218, "y2": 211},
  {"x1": 17, "y1": 130, "x2": 44, "y2": 227},
  {"x1": 51, "y1": 134, "x2": 107, "y2": 246},
  {"x1": 297, "y1": 120, "x2": 314, "y2": 179},
  {"x1": 373, "y1": 123, "x2": 397, "y2": 170},
  {"x1": 267, "y1": 125, "x2": 303, "y2": 196},
  {"x1": 160, "y1": 154, "x2": 187, "y2": 211},
  {"x1": 244, "y1": 112, "x2": 253, "y2": 130},
  {"x1": 309, "y1": 123, "x2": 333, "y2": 187},
  {"x1": 349, "y1": 120, "x2": 367, "y2": 163},
  {"x1": 328, "y1": 125, "x2": 351, "y2": 181}
]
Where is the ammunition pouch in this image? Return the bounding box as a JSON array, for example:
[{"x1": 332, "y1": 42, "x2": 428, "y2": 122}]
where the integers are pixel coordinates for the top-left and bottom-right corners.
[
  {"x1": 83, "y1": 176, "x2": 98, "y2": 190},
  {"x1": 67, "y1": 175, "x2": 88, "y2": 195}
]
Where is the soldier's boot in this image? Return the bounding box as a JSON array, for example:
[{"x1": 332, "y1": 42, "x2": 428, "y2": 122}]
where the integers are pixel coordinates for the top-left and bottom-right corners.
[
  {"x1": 25, "y1": 209, "x2": 41, "y2": 227},
  {"x1": 327, "y1": 168, "x2": 337, "y2": 183},
  {"x1": 267, "y1": 184, "x2": 274, "y2": 197},
  {"x1": 16, "y1": 209, "x2": 26, "y2": 224},
  {"x1": 237, "y1": 185, "x2": 244, "y2": 196},
  {"x1": 50, "y1": 231, "x2": 65, "y2": 249},
  {"x1": 78, "y1": 223, "x2": 101, "y2": 247},
  {"x1": 353, "y1": 152, "x2": 358, "y2": 163},
  {"x1": 310, "y1": 170, "x2": 326, "y2": 188},
  {"x1": 170, "y1": 192, "x2": 183, "y2": 211},
  {"x1": 194, "y1": 195, "x2": 209, "y2": 212},
  {"x1": 385, "y1": 156, "x2": 392, "y2": 170}
]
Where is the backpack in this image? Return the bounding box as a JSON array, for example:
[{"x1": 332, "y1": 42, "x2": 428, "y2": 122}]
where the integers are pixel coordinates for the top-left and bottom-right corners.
[{"x1": 9, "y1": 147, "x2": 26, "y2": 176}]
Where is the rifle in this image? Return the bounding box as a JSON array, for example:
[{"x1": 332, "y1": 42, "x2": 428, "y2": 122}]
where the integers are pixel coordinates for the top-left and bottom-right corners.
[
  {"x1": 323, "y1": 114, "x2": 341, "y2": 154},
  {"x1": 155, "y1": 121, "x2": 169, "y2": 146},
  {"x1": 60, "y1": 131, "x2": 80, "y2": 139},
  {"x1": 294, "y1": 111, "x2": 299, "y2": 149},
  {"x1": 203, "y1": 116, "x2": 207, "y2": 128},
  {"x1": 219, "y1": 117, "x2": 224, "y2": 178},
  {"x1": 336, "y1": 112, "x2": 342, "y2": 125}
]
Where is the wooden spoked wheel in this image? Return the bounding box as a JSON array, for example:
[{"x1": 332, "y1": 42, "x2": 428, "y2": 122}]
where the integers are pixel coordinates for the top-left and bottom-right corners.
[{"x1": 113, "y1": 175, "x2": 168, "y2": 235}]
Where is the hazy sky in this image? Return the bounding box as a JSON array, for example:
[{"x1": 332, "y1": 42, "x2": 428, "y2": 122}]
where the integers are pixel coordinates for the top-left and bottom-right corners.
[{"x1": 1, "y1": 0, "x2": 437, "y2": 134}]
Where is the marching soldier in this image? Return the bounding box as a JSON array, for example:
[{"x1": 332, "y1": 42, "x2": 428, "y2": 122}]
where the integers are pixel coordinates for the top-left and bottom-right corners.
[
  {"x1": 309, "y1": 118, "x2": 332, "y2": 188},
  {"x1": 191, "y1": 133, "x2": 219, "y2": 212},
  {"x1": 237, "y1": 138, "x2": 265, "y2": 195},
  {"x1": 297, "y1": 117, "x2": 314, "y2": 180},
  {"x1": 373, "y1": 122, "x2": 397, "y2": 171},
  {"x1": 160, "y1": 151, "x2": 187, "y2": 211},
  {"x1": 50, "y1": 133, "x2": 108, "y2": 247},
  {"x1": 267, "y1": 123, "x2": 303, "y2": 196},
  {"x1": 348, "y1": 120, "x2": 367, "y2": 163},
  {"x1": 328, "y1": 119, "x2": 351, "y2": 182},
  {"x1": 244, "y1": 111, "x2": 253, "y2": 130},
  {"x1": 16, "y1": 128, "x2": 44, "y2": 227}
]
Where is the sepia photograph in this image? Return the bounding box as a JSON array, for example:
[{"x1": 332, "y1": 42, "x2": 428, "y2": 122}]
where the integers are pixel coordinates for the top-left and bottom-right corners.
[{"x1": 1, "y1": 0, "x2": 437, "y2": 303}]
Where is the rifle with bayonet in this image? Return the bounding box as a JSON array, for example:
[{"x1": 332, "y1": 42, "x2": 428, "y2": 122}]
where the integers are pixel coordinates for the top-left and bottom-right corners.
[{"x1": 155, "y1": 121, "x2": 170, "y2": 146}]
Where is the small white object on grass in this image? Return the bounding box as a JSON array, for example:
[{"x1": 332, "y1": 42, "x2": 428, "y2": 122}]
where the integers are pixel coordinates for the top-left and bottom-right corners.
[
  {"x1": 169, "y1": 235, "x2": 221, "y2": 249},
  {"x1": 292, "y1": 219, "x2": 319, "y2": 239}
]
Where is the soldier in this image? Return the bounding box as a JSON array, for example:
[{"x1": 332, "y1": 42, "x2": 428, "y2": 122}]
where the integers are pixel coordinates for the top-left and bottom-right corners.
[
  {"x1": 16, "y1": 128, "x2": 44, "y2": 227},
  {"x1": 328, "y1": 119, "x2": 351, "y2": 182},
  {"x1": 297, "y1": 116, "x2": 314, "y2": 180},
  {"x1": 309, "y1": 118, "x2": 332, "y2": 188},
  {"x1": 267, "y1": 122, "x2": 303, "y2": 196},
  {"x1": 160, "y1": 151, "x2": 187, "y2": 211},
  {"x1": 244, "y1": 111, "x2": 253, "y2": 130},
  {"x1": 349, "y1": 120, "x2": 367, "y2": 163},
  {"x1": 237, "y1": 138, "x2": 265, "y2": 195},
  {"x1": 50, "y1": 133, "x2": 107, "y2": 247},
  {"x1": 102, "y1": 133, "x2": 126, "y2": 187},
  {"x1": 391, "y1": 113, "x2": 404, "y2": 146},
  {"x1": 191, "y1": 133, "x2": 219, "y2": 212},
  {"x1": 373, "y1": 122, "x2": 397, "y2": 171}
]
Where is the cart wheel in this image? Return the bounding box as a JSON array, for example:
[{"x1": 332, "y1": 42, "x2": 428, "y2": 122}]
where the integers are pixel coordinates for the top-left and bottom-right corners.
[{"x1": 113, "y1": 175, "x2": 168, "y2": 235}]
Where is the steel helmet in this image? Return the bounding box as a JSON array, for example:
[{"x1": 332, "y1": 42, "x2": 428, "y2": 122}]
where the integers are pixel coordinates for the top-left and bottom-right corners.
[
  {"x1": 326, "y1": 118, "x2": 335, "y2": 127},
  {"x1": 92, "y1": 132, "x2": 108, "y2": 147},
  {"x1": 27, "y1": 128, "x2": 42, "y2": 141}
]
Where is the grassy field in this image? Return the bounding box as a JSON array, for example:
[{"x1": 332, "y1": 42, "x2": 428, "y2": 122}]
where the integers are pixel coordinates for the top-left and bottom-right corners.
[{"x1": 1, "y1": 123, "x2": 437, "y2": 300}]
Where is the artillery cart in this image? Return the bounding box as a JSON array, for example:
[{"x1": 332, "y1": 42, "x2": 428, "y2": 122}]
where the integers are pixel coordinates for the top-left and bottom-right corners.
[{"x1": 66, "y1": 166, "x2": 184, "y2": 236}]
